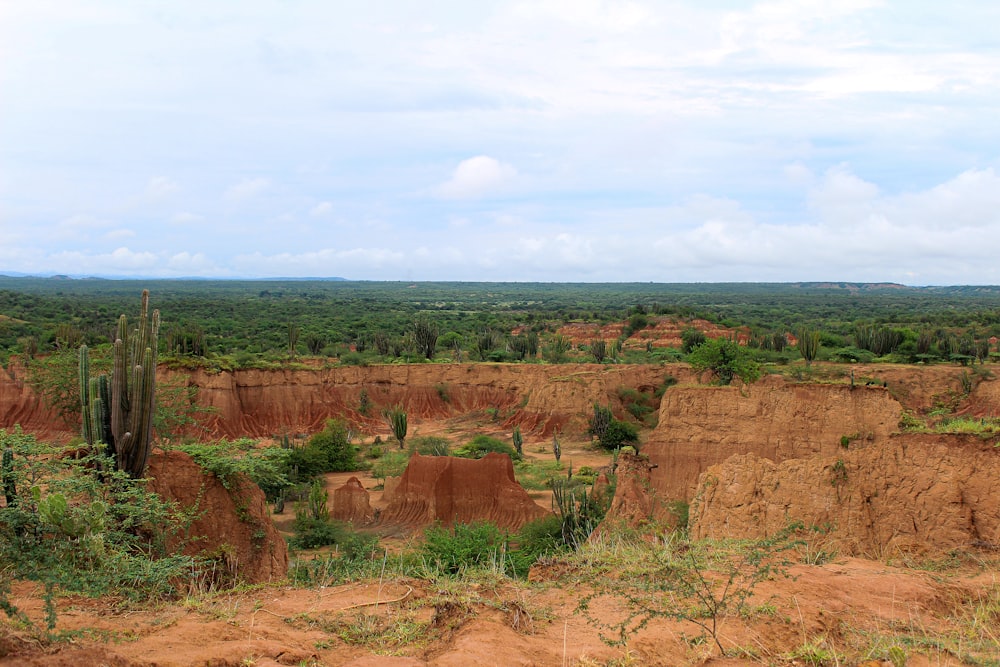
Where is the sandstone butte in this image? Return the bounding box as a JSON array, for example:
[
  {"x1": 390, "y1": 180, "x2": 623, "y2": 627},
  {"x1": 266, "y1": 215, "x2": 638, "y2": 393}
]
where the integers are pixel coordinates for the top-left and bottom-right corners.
[{"x1": 2, "y1": 360, "x2": 999, "y2": 556}]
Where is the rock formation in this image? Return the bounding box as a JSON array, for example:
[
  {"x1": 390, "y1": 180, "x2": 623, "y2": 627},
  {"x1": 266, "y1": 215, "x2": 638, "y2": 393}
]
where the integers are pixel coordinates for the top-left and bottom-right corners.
[
  {"x1": 332, "y1": 476, "x2": 375, "y2": 525},
  {"x1": 379, "y1": 453, "x2": 549, "y2": 530},
  {"x1": 688, "y1": 433, "x2": 1000, "y2": 554},
  {"x1": 642, "y1": 376, "x2": 902, "y2": 501},
  {"x1": 146, "y1": 449, "x2": 288, "y2": 584}
]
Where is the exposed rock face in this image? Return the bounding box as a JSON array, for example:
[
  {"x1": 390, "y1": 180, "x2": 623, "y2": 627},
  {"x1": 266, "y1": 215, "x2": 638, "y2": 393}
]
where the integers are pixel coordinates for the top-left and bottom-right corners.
[
  {"x1": 146, "y1": 450, "x2": 288, "y2": 584},
  {"x1": 164, "y1": 363, "x2": 680, "y2": 439},
  {"x1": 0, "y1": 362, "x2": 70, "y2": 440},
  {"x1": 689, "y1": 433, "x2": 1000, "y2": 554},
  {"x1": 379, "y1": 453, "x2": 549, "y2": 530},
  {"x1": 595, "y1": 453, "x2": 668, "y2": 533},
  {"x1": 332, "y1": 476, "x2": 374, "y2": 525},
  {"x1": 643, "y1": 376, "x2": 903, "y2": 501}
]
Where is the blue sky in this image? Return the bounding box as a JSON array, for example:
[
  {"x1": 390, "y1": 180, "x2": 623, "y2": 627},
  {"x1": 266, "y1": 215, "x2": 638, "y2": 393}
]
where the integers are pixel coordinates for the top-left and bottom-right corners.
[{"x1": 2, "y1": 1, "x2": 999, "y2": 284}]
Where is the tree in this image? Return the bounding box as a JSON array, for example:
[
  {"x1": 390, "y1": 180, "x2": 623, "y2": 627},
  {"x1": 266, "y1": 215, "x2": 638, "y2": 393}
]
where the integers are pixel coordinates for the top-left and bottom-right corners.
[
  {"x1": 294, "y1": 418, "x2": 360, "y2": 474},
  {"x1": 687, "y1": 337, "x2": 760, "y2": 386}
]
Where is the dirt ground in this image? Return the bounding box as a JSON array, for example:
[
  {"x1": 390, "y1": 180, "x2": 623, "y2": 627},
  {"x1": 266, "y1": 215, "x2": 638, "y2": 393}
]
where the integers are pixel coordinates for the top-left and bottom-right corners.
[
  {"x1": 3, "y1": 432, "x2": 999, "y2": 666},
  {"x1": 2, "y1": 362, "x2": 999, "y2": 666}
]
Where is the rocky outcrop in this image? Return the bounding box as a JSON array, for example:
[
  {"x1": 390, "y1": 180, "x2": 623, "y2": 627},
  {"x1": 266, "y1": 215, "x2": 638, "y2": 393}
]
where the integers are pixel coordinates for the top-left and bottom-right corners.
[
  {"x1": 332, "y1": 476, "x2": 375, "y2": 525},
  {"x1": 595, "y1": 453, "x2": 667, "y2": 533},
  {"x1": 642, "y1": 376, "x2": 903, "y2": 501},
  {"x1": 689, "y1": 433, "x2": 1000, "y2": 554},
  {"x1": 169, "y1": 363, "x2": 682, "y2": 440},
  {"x1": 379, "y1": 453, "x2": 549, "y2": 530},
  {"x1": 146, "y1": 450, "x2": 288, "y2": 584},
  {"x1": 0, "y1": 361, "x2": 70, "y2": 440}
]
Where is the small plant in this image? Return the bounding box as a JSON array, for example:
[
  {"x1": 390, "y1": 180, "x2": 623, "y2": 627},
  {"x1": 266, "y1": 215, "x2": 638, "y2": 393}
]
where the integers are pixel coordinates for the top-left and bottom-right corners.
[
  {"x1": 358, "y1": 389, "x2": 372, "y2": 416},
  {"x1": 383, "y1": 405, "x2": 408, "y2": 449},
  {"x1": 578, "y1": 526, "x2": 802, "y2": 656}
]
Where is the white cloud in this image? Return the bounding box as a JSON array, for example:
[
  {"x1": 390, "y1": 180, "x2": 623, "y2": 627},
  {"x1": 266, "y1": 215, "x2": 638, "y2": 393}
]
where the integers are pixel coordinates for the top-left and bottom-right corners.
[
  {"x1": 144, "y1": 176, "x2": 178, "y2": 200},
  {"x1": 224, "y1": 177, "x2": 270, "y2": 201},
  {"x1": 105, "y1": 228, "x2": 135, "y2": 240},
  {"x1": 437, "y1": 156, "x2": 517, "y2": 199},
  {"x1": 309, "y1": 201, "x2": 333, "y2": 217},
  {"x1": 170, "y1": 212, "x2": 204, "y2": 225},
  {"x1": 231, "y1": 248, "x2": 407, "y2": 276}
]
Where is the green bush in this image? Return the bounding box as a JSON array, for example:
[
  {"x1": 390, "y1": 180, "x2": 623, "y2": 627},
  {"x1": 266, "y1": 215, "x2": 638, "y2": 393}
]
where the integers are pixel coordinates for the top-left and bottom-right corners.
[
  {"x1": 178, "y1": 438, "x2": 291, "y2": 502},
  {"x1": 409, "y1": 435, "x2": 452, "y2": 456},
  {"x1": 687, "y1": 338, "x2": 761, "y2": 386},
  {"x1": 1, "y1": 429, "x2": 196, "y2": 629},
  {"x1": 289, "y1": 418, "x2": 361, "y2": 479},
  {"x1": 421, "y1": 521, "x2": 509, "y2": 575},
  {"x1": 453, "y1": 434, "x2": 521, "y2": 461},
  {"x1": 370, "y1": 450, "x2": 410, "y2": 483}
]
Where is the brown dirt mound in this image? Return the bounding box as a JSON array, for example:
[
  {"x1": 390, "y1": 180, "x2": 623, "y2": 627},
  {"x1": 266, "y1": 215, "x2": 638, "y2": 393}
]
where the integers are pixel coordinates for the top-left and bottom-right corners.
[
  {"x1": 146, "y1": 449, "x2": 288, "y2": 584},
  {"x1": 332, "y1": 476, "x2": 375, "y2": 525},
  {"x1": 689, "y1": 432, "x2": 1000, "y2": 554},
  {"x1": 379, "y1": 453, "x2": 550, "y2": 531},
  {"x1": 643, "y1": 376, "x2": 902, "y2": 501}
]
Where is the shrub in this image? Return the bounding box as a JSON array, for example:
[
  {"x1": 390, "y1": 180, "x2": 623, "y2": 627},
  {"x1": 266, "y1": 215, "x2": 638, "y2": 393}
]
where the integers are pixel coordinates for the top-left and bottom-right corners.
[
  {"x1": 290, "y1": 418, "x2": 361, "y2": 478},
  {"x1": 687, "y1": 338, "x2": 761, "y2": 386},
  {"x1": 453, "y1": 434, "x2": 520, "y2": 461},
  {"x1": 421, "y1": 521, "x2": 509, "y2": 575},
  {"x1": 1, "y1": 429, "x2": 196, "y2": 629},
  {"x1": 409, "y1": 435, "x2": 452, "y2": 456},
  {"x1": 178, "y1": 438, "x2": 291, "y2": 502}
]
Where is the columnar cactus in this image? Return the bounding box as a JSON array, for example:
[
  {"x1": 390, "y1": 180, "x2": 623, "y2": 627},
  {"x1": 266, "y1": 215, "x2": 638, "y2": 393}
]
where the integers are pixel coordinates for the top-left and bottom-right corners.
[
  {"x1": 2, "y1": 446, "x2": 16, "y2": 507},
  {"x1": 512, "y1": 426, "x2": 523, "y2": 457},
  {"x1": 80, "y1": 290, "x2": 160, "y2": 478}
]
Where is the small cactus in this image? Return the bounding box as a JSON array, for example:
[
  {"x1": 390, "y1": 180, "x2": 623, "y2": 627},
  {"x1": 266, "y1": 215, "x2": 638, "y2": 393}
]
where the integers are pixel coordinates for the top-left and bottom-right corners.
[{"x1": 512, "y1": 426, "x2": 523, "y2": 457}]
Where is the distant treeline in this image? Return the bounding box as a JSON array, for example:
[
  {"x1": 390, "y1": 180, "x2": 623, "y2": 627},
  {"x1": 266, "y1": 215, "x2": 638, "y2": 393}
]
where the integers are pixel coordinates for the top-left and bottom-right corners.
[{"x1": 1, "y1": 277, "x2": 999, "y2": 366}]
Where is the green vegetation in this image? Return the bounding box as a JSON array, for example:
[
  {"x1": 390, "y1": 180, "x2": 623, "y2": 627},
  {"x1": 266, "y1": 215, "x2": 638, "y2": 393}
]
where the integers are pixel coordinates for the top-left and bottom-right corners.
[
  {"x1": 578, "y1": 526, "x2": 803, "y2": 655},
  {"x1": 0, "y1": 428, "x2": 197, "y2": 630},
  {"x1": 453, "y1": 434, "x2": 521, "y2": 461},
  {"x1": 1, "y1": 278, "x2": 998, "y2": 371},
  {"x1": 687, "y1": 337, "x2": 762, "y2": 386}
]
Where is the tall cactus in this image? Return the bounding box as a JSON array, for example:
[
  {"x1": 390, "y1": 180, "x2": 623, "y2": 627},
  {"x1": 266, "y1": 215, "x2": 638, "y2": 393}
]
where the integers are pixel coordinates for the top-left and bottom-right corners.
[
  {"x1": 512, "y1": 426, "x2": 523, "y2": 457},
  {"x1": 2, "y1": 446, "x2": 16, "y2": 507},
  {"x1": 797, "y1": 327, "x2": 821, "y2": 366},
  {"x1": 80, "y1": 290, "x2": 160, "y2": 478},
  {"x1": 384, "y1": 406, "x2": 408, "y2": 450}
]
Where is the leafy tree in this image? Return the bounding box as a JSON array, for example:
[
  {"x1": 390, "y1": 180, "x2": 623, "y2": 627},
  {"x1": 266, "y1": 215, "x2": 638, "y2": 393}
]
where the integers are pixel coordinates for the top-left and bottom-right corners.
[
  {"x1": 687, "y1": 337, "x2": 761, "y2": 386},
  {"x1": 290, "y1": 418, "x2": 360, "y2": 476}
]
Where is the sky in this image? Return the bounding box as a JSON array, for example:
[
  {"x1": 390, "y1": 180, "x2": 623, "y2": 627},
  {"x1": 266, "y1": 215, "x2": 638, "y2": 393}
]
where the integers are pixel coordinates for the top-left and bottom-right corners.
[{"x1": 2, "y1": 1, "x2": 1000, "y2": 285}]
